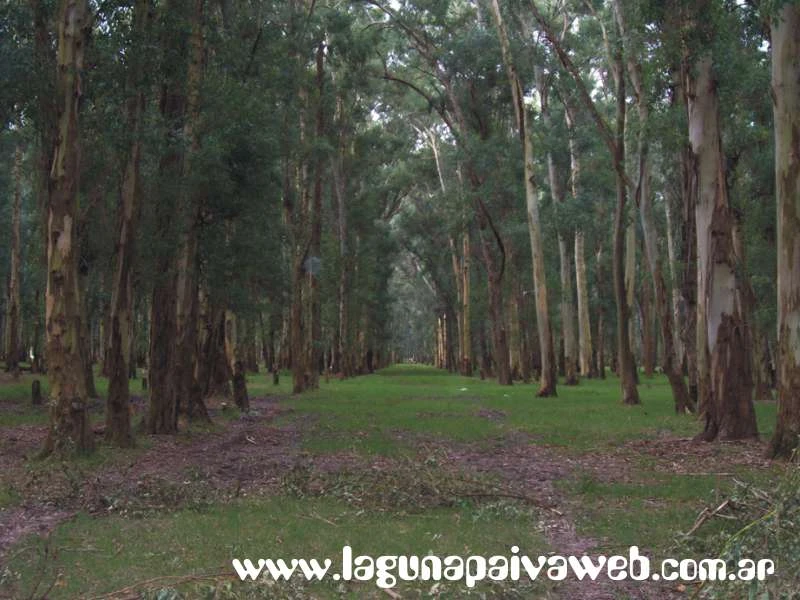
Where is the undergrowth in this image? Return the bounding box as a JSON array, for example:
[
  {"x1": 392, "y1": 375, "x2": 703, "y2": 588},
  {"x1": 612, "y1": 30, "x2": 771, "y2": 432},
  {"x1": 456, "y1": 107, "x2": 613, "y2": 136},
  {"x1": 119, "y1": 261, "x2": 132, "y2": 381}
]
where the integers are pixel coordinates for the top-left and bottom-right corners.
[{"x1": 680, "y1": 459, "x2": 800, "y2": 598}]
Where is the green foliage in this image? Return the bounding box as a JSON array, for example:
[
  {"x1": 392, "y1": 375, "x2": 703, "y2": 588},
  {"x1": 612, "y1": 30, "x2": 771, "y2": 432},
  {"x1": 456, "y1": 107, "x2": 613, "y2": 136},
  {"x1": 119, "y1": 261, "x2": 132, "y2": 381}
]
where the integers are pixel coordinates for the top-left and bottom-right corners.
[{"x1": 681, "y1": 464, "x2": 800, "y2": 598}]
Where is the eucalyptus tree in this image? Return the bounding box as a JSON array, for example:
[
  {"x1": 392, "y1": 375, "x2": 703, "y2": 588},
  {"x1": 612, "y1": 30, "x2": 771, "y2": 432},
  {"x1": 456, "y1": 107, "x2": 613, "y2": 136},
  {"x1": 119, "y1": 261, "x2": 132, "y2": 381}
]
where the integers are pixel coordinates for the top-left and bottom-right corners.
[
  {"x1": 43, "y1": 0, "x2": 94, "y2": 454},
  {"x1": 146, "y1": 0, "x2": 201, "y2": 433},
  {"x1": 769, "y1": 1, "x2": 800, "y2": 458},
  {"x1": 105, "y1": 0, "x2": 151, "y2": 447},
  {"x1": 5, "y1": 136, "x2": 22, "y2": 377},
  {"x1": 682, "y1": 0, "x2": 757, "y2": 440},
  {"x1": 529, "y1": 0, "x2": 640, "y2": 404},
  {"x1": 490, "y1": 0, "x2": 558, "y2": 395},
  {"x1": 613, "y1": 0, "x2": 692, "y2": 412}
]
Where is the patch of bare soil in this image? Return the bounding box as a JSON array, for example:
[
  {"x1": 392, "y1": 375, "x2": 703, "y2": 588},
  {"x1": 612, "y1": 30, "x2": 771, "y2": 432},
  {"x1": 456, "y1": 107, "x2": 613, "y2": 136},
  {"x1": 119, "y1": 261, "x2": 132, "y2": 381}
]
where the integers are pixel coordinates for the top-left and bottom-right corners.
[
  {"x1": 569, "y1": 437, "x2": 772, "y2": 485},
  {"x1": 424, "y1": 435, "x2": 685, "y2": 600},
  {"x1": 0, "y1": 397, "x2": 303, "y2": 565}
]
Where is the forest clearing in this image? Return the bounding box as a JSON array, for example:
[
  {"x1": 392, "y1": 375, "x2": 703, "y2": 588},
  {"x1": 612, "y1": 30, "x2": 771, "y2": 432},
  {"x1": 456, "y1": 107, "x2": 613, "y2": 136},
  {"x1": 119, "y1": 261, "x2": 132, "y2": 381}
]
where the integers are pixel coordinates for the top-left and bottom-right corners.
[
  {"x1": 2, "y1": 0, "x2": 800, "y2": 597},
  {"x1": 0, "y1": 366, "x2": 788, "y2": 598}
]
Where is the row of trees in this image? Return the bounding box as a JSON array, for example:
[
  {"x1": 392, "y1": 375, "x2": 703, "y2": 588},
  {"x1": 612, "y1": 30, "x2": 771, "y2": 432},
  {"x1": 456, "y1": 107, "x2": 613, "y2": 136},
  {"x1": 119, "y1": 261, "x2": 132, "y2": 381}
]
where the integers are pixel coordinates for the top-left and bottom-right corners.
[
  {"x1": 380, "y1": 0, "x2": 798, "y2": 456},
  {"x1": 1, "y1": 0, "x2": 410, "y2": 454},
  {"x1": 0, "y1": 0, "x2": 798, "y2": 458}
]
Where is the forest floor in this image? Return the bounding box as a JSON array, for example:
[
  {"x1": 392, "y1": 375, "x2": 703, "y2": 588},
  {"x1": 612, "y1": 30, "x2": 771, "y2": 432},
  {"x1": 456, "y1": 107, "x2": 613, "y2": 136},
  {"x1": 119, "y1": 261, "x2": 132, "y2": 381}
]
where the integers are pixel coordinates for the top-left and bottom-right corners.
[{"x1": 0, "y1": 366, "x2": 785, "y2": 599}]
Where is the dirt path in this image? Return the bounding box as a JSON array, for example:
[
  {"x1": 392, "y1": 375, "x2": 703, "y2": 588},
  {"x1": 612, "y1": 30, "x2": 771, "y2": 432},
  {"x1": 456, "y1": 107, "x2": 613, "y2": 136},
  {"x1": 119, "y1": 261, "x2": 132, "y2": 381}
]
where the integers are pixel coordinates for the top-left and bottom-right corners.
[
  {"x1": 0, "y1": 397, "x2": 299, "y2": 565},
  {"x1": 439, "y1": 436, "x2": 681, "y2": 599},
  {"x1": 1, "y1": 397, "x2": 769, "y2": 598}
]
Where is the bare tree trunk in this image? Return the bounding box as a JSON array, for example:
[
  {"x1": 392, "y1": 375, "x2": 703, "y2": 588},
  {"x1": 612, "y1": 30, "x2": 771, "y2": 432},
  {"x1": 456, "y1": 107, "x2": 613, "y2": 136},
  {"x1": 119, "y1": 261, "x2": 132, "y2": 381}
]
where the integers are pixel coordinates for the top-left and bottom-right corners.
[
  {"x1": 79, "y1": 272, "x2": 97, "y2": 399},
  {"x1": 232, "y1": 360, "x2": 249, "y2": 412},
  {"x1": 595, "y1": 246, "x2": 606, "y2": 379},
  {"x1": 625, "y1": 222, "x2": 637, "y2": 370},
  {"x1": 664, "y1": 196, "x2": 684, "y2": 365},
  {"x1": 331, "y1": 105, "x2": 349, "y2": 377},
  {"x1": 616, "y1": 0, "x2": 691, "y2": 410},
  {"x1": 517, "y1": 290, "x2": 532, "y2": 382},
  {"x1": 575, "y1": 232, "x2": 594, "y2": 377},
  {"x1": 490, "y1": 0, "x2": 554, "y2": 394},
  {"x1": 480, "y1": 230, "x2": 512, "y2": 385},
  {"x1": 640, "y1": 273, "x2": 656, "y2": 377},
  {"x1": 508, "y1": 258, "x2": 522, "y2": 380},
  {"x1": 461, "y1": 231, "x2": 472, "y2": 375},
  {"x1": 199, "y1": 303, "x2": 232, "y2": 398},
  {"x1": 306, "y1": 41, "x2": 326, "y2": 391},
  {"x1": 565, "y1": 102, "x2": 594, "y2": 378},
  {"x1": 535, "y1": 67, "x2": 577, "y2": 387},
  {"x1": 30, "y1": 0, "x2": 57, "y2": 377},
  {"x1": 289, "y1": 250, "x2": 307, "y2": 392},
  {"x1": 106, "y1": 91, "x2": 140, "y2": 444},
  {"x1": 687, "y1": 53, "x2": 756, "y2": 441},
  {"x1": 148, "y1": 0, "x2": 199, "y2": 434},
  {"x1": 608, "y1": 41, "x2": 640, "y2": 405},
  {"x1": 681, "y1": 143, "x2": 699, "y2": 403},
  {"x1": 43, "y1": 0, "x2": 94, "y2": 455},
  {"x1": 5, "y1": 142, "x2": 22, "y2": 378},
  {"x1": 752, "y1": 328, "x2": 773, "y2": 402},
  {"x1": 103, "y1": 44, "x2": 148, "y2": 436},
  {"x1": 769, "y1": 3, "x2": 800, "y2": 458}
]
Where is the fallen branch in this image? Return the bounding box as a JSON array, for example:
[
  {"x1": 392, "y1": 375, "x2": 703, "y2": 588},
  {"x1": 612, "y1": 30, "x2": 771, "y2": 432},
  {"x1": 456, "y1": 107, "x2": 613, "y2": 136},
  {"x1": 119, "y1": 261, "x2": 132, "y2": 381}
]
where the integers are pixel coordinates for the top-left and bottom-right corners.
[{"x1": 685, "y1": 499, "x2": 730, "y2": 537}]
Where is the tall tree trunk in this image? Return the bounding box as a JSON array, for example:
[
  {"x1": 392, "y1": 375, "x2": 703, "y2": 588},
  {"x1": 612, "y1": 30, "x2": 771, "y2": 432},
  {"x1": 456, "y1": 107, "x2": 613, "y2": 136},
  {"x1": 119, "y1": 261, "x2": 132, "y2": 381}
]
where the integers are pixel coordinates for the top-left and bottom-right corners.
[
  {"x1": 479, "y1": 229, "x2": 512, "y2": 385},
  {"x1": 148, "y1": 0, "x2": 194, "y2": 434},
  {"x1": 79, "y1": 273, "x2": 97, "y2": 398},
  {"x1": 616, "y1": 0, "x2": 691, "y2": 410},
  {"x1": 625, "y1": 222, "x2": 638, "y2": 377},
  {"x1": 517, "y1": 290, "x2": 532, "y2": 382},
  {"x1": 43, "y1": 0, "x2": 93, "y2": 455},
  {"x1": 687, "y1": 53, "x2": 757, "y2": 441},
  {"x1": 611, "y1": 54, "x2": 640, "y2": 404},
  {"x1": 106, "y1": 94, "x2": 140, "y2": 445},
  {"x1": 199, "y1": 303, "x2": 232, "y2": 398},
  {"x1": 664, "y1": 195, "x2": 685, "y2": 369},
  {"x1": 752, "y1": 328, "x2": 773, "y2": 402},
  {"x1": 331, "y1": 106, "x2": 349, "y2": 377},
  {"x1": 535, "y1": 68, "x2": 577, "y2": 387},
  {"x1": 306, "y1": 41, "x2": 326, "y2": 391},
  {"x1": 5, "y1": 142, "x2": 22, "y2": 377},
  {"x1": 574, "y1": 232, "x2": 594, "y2": 377},
  {"x1": 769, "y1": 2, "x2": 800, "y2": 458},
  {"x1": 639, "y1": 272, "x2": 656, "y2": 377},
  {"x1": 175, "y1": 0, "x2": 209, "y2": 423},
  {"x1": 680, "y1": 142, "x2": 699, "y2": 402},
  {"x1": 175, "y1": 226, "x2": 205, "y2": 421},
  {"x1": 461, "y1": 231, "x2": 472, "y2": 375},
  {"x1": 30, "y1": 0, "x2": 57, "y2": 376},
  {"x1": 565, "y1": 102, "x2": 594, "y2": 378},
  {"x1": 490, "y1": 0, "x2": 554, "y2": 394},
  {"x1": 508, "y1": 253, "x2": 522, "y2": 380}
]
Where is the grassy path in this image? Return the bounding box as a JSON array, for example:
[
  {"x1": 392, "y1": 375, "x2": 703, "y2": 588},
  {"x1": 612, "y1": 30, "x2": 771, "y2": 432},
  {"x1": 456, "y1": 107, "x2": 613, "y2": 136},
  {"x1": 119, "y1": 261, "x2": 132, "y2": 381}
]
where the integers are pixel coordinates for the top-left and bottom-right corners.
[{"x1": 0, "y1": 366, "x2": 783, "y2": 598}]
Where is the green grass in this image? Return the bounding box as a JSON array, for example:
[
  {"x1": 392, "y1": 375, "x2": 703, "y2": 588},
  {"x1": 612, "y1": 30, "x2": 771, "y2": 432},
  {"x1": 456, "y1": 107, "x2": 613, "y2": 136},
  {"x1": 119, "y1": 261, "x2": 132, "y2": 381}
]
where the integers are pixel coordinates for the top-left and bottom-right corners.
[
  {"x1": 0, "y1": 484, "x2": 21, "y2": 509},
  {"x1": 3, "y1": 497, "x2": 549, "y2": 599},
  {"x1": 285, "y1": 364, "x2": 777, "y2": 455},
  {"x1": 0, "y1": 363, "x2": 782, "y2": 598},
  {"x1": 566, "y1": 472, "x2": 735, "y2": 557}
]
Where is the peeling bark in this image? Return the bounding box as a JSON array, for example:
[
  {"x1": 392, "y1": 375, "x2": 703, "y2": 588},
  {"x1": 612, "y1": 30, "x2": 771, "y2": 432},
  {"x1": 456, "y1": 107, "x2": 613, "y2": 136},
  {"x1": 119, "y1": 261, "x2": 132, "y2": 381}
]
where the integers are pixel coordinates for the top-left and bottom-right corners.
[
  {"x1": 43, "y1": 0, "x2": 94, "y2": 455},
  {"x1": 687, "y1": 53, "x2": 756, "y2": 441},
  {"x1": 769, "y1": 3, "x2": 800, "y2": 458}
]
